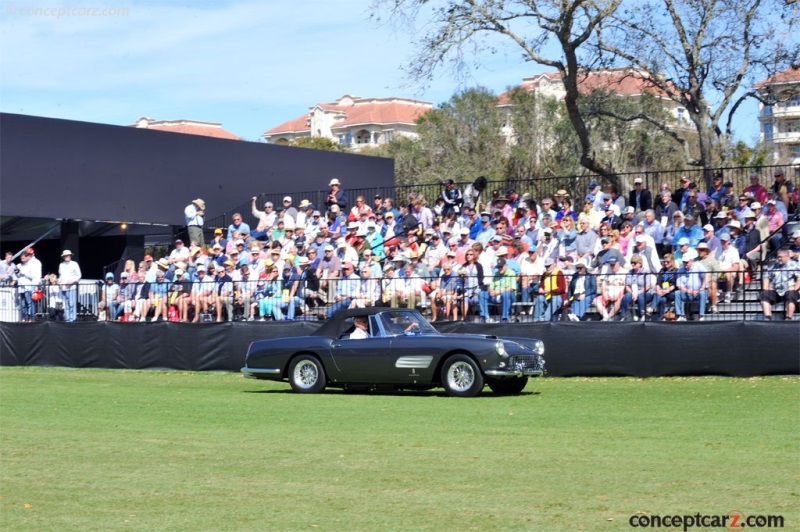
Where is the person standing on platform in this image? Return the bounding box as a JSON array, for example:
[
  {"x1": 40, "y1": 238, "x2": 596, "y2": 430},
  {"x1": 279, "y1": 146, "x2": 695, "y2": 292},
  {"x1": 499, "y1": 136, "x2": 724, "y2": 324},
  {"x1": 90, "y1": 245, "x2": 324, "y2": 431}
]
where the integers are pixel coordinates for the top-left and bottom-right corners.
[
  {"x1": 185, "y1": 198, "x2": 205, "y2": 247},
  {"x1": 58, "y1": 250, "x2": 82, "y2": 322}
]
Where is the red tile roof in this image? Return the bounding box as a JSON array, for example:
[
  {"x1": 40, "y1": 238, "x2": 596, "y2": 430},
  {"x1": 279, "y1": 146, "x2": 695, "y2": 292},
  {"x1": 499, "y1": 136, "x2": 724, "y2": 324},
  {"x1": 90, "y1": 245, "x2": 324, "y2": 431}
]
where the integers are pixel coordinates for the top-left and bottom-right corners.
[
  {"x1": 498, "y1": 69, "x2": 672, "y2": 104},
  {"x1": 263, "y1": 97, "x2": 432, "y2": 137},
  {"x1": 131, "y1": 118, "x2": 241, "y2": 140},
  {"x1": 264, "y1": 115, "x2": 311, "y2": 136},
  {"x1": 754, "y1": 66, "x2": 800, "y2": 89}
]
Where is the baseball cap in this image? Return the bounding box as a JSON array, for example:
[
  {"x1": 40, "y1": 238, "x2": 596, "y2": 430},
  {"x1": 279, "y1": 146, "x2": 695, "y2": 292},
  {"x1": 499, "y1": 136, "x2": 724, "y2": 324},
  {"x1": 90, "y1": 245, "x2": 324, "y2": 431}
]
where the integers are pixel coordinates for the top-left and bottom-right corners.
[
  {"x1": 678, "y1": 237, "x2": 690, "y2": 246},
  {"x1": 719, "y1": 233, "x2": 731, "y2": 242},
  {"x1": 702, "y1": 224, "x2": 714, "y2": 232},
  {"x1": 496, "y1": 258, "x2": 506, "y2": 268},
  {"x1": 105, "y1": 272, "x2": 114, "y2": 279}
]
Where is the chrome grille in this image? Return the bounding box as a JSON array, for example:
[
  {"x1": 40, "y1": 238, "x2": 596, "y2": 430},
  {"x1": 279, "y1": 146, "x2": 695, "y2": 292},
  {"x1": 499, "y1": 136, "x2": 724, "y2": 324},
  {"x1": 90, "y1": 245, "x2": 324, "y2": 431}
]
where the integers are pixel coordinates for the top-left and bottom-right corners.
[{"x1": 508, "y1": 355, "x2": 543, "y2": 373}]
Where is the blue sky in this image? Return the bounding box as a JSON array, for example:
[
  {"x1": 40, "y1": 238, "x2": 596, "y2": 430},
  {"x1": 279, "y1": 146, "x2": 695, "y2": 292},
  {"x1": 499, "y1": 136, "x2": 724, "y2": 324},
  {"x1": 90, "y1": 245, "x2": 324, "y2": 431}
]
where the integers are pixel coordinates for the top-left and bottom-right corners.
[{"x1": 0, "y1": 0, "x2": 761, "y2": 144}]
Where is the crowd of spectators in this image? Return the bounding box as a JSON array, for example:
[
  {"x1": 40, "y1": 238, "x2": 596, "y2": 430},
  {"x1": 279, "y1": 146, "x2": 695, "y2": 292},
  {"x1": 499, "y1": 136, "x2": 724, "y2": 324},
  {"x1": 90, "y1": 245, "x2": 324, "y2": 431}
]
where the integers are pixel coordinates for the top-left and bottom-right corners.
[{"x1": 3, "y1": 171, "x2": 799, "y2": 323}]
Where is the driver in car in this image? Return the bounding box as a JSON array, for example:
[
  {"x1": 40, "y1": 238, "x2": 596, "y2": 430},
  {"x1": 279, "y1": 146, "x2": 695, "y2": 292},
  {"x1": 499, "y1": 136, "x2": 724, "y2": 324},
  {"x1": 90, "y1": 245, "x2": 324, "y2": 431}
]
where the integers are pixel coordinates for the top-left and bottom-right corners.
[{"x1": 349, "y1": 315, "x2": 370, "y2": 340}]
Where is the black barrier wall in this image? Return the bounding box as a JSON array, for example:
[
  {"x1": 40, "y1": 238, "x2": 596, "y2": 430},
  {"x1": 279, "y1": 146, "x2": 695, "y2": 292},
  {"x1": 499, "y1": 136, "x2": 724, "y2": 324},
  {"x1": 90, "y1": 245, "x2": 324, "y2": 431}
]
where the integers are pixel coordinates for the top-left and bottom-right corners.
[{"x1": 1, "y1": 322, "x2": 797, "y2": 377}]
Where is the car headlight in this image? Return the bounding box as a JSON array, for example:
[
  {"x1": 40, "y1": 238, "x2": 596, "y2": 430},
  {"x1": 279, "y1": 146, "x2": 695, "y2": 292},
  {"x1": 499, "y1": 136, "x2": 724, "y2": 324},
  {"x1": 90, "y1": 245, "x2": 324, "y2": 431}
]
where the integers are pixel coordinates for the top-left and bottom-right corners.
[
  {"x1": 495, "y1": 341, "x2": 507, "y2": 357},
  {"x1": 533, "y1": 340, "x2": 545, "y2": 355}
]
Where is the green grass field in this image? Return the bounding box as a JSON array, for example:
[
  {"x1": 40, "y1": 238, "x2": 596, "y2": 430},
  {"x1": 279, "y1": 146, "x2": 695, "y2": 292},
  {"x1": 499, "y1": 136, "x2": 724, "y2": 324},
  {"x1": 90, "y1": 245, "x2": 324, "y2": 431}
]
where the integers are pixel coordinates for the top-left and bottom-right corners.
[{"x1": 1, "y1": 368, "x2": 798, "y2": 531}]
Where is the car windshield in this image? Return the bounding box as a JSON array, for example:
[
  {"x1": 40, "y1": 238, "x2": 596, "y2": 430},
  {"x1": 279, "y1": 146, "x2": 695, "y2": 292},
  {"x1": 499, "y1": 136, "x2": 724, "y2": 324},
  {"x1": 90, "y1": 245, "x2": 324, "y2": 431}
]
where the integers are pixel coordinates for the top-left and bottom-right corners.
[{"x1": 378, "y1": 310, "x2": 439, "y2": 336}]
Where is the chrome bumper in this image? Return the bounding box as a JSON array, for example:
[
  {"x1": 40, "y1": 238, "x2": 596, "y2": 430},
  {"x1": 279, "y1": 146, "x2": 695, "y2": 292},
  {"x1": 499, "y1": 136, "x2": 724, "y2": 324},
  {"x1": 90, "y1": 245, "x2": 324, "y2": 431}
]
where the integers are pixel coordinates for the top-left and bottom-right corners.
[
  {"x1": 485, "y1": 369, "x2": 544, "y2": 377},
  {"x1": 241, "y1": 367, "x2": 281, "y2": 379}
]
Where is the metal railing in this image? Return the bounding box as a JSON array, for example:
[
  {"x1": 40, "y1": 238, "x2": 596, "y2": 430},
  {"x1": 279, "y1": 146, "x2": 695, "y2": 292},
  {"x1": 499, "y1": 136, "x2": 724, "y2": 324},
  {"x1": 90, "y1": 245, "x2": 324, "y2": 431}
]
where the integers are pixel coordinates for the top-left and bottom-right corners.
[{"x1": 4, "y1": 266, "x2": 796, "y2": 323}]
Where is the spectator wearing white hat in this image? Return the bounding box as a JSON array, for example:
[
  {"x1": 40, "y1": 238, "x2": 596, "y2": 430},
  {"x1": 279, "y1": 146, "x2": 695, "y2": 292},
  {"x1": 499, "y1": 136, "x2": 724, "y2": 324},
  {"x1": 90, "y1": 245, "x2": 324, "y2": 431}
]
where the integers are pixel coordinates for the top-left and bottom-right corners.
[
  {"x1": 101, "y1": 272, "x2": 120, "y2": 321},
  {"x1": 325, "y1": 178, "x2": 348, "y2": 212},
  {"x1": 628, "y1": 177, "x2": 652, "y2": 212},
  {"x1": 700, "y1": 224, "x2": 721, "y2": 256},
  {"x1": 317, "y1": 244, "x2": 341, "y2": 304},
  {"x1": 282, "y1": 196, "x2": 298, "y2": 222},
  {"x1": 58, "y1": 250, "x2": 81, "y2": 322},
  {"x1": 627, "y1": 233, "x2": 661, "y2": 274},
  {"x1": 762, "y1": 200, "x2": 785, "y2": 253},
  {"x1": 675, "y1": 248, "x2": 708, "y2": 321}
]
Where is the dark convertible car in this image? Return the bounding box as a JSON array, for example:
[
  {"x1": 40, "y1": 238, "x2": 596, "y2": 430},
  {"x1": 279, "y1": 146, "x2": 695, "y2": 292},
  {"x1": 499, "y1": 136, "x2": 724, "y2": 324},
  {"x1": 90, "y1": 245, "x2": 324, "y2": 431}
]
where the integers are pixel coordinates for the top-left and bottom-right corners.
[{"x1": 241, "y1": 308, "x2": 545, "y2": 397}]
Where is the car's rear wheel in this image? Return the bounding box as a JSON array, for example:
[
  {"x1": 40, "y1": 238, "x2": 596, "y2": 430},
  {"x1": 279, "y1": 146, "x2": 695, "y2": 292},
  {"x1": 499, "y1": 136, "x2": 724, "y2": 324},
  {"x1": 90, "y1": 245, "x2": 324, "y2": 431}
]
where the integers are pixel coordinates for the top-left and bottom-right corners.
[
  {"x1": 289, "y1": 355, "x2": 327, "y2": 393},
  {"x1": 487, "y1": 377, "x2": 528, "y2": 396},
  {"x1": 441, "y1": 354, "x2": 484, "y2": 397}
]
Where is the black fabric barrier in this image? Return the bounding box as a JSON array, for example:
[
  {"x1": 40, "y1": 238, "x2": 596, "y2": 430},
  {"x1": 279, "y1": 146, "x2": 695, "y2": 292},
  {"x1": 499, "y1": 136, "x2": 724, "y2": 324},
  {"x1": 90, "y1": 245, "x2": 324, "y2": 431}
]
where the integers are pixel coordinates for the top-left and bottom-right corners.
[{"x1": 1, "y1": 322, "x2": 797, "y2": 377}]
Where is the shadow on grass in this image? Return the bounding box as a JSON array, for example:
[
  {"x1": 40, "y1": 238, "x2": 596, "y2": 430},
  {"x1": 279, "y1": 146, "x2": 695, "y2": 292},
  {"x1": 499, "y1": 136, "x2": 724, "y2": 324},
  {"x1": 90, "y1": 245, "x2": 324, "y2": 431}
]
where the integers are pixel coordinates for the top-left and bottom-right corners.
[{"x1": 243, "y1": 388, "x2": 541, "y2": 398}]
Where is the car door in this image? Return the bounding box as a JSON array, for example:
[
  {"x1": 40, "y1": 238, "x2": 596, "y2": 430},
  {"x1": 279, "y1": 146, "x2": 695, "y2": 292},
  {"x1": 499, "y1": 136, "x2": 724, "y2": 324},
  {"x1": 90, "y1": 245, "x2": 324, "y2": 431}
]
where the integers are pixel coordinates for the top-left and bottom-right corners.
[
  {"x1": 329, "y1": 315, "x2": 400, "y2": 384},
  {"x1": 384, "y1": 334, "x2": 438, "y2": 384}
]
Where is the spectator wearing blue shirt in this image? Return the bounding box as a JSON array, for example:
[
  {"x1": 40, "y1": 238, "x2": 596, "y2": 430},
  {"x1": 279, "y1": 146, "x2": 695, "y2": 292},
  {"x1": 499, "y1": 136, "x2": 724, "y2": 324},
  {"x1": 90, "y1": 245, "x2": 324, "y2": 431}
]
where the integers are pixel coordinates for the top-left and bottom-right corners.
[
  {"x1": 675, "y1": 249, "x2": 708, "y2": 321},
  {"x1": 226, "y1": 213, "x2": 251, "y2": 241},
  {"x1": 671, "y1": 214, "x2": 703, "y2": 250}
]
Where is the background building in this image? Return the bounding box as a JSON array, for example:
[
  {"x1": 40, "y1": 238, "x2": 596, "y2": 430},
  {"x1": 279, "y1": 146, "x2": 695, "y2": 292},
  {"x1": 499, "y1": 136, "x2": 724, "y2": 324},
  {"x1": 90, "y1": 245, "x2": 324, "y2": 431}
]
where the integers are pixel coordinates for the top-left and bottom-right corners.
[
  {"x1": 262, "y1": 95, "x2": 432, "y2": 150},
  {"x1": 498, "y1": 68, "x2": 691, "y2": 139},
  {"x1": 132, "y1": 117, "x2": 242, "y2": 141},
  {"x1": 755, "y1": 67, "x2": 800, "y2": 165}
]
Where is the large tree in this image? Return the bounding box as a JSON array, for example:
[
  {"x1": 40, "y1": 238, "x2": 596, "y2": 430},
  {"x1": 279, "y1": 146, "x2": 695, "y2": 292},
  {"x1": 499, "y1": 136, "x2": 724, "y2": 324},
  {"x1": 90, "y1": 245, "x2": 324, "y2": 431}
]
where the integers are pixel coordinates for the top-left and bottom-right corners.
[
  {"x1": 373, "y1": 0, "x2": 623, "y2": 180},
  {"x1": 373, "y1": 0, "x2": 798, "y2": 184},
  {"x1": 594, "y1": 0, "x2": 799, "y2": 182},
  {"x1": 504, "y1": 86, "x2": 582, "y2": 179}
]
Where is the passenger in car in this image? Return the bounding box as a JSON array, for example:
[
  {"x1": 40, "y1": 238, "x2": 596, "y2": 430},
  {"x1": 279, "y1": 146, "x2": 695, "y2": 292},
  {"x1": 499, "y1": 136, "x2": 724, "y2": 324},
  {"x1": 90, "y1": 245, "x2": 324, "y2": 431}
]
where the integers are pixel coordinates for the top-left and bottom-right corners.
[{"x1": 349, "y1": 315, "x2": 370, "y2": 339}]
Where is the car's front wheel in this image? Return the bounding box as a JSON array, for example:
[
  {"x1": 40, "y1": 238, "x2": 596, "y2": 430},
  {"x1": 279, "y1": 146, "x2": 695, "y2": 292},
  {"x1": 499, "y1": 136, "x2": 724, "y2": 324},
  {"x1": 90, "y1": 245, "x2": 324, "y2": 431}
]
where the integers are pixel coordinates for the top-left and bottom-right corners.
[
  {"x1": 288, "y1": 355, "x2": 327, "y2": 393},
  {"x1": 441, "y1": 354, "x2": 484, "y2": 397},
  {"x1": 487, "y1": 377, "x2": 528, "y2": 395}
]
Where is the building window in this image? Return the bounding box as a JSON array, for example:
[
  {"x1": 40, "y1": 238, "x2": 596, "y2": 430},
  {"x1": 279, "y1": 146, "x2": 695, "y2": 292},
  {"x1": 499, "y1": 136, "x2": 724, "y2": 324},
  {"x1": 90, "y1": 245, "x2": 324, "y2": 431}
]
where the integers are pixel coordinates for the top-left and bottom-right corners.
[
  {"x1": 338, "y1": 134, "x2": 345, "y2": 146},
  {"x1": 373, "y1": 132, "x2": 380, "y2": 144},
  {"x1": 355, "y1": 130, "x2": 370, "y2": 144},
  {"x1": 786, "y1": 121, "x2": 800, "y2": 133},
  {"x1": 345, "y1": 133, "x2": 352, "y2": 147},
  {"x1": 385, "y1": 130, "x2": 394, "y2": 143},
  {"x1": 764, "y1": 123, "x2": 773, "y2": 140},
  {"x1": 792, "y1": 146, "x2": 800, "y2": 158},
  {"x1": 677, "y1": 108, "x2": 686, "y2": 123},
  {"x1": 787, "y1": 94, "x2": 800, "y2": 107}
]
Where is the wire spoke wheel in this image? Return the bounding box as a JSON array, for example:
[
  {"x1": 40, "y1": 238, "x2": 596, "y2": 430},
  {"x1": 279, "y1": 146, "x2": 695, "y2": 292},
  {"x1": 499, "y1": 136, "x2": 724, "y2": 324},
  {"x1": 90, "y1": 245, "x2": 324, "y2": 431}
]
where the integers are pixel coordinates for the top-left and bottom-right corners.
[
  {"x1": 441, "y1": 354, "x2": 484, "y2": 397},
  {"x1": 289, "y1": 356, "x2": 327, "y2": 393}
]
